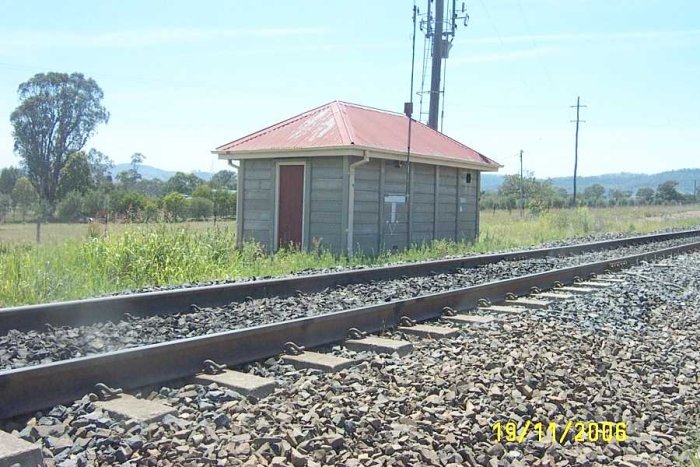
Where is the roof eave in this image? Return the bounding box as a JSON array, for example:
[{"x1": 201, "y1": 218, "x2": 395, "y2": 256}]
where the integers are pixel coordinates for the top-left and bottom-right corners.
[{"x1": 213, "y1": 145, "x2": 501, "y2": 172}]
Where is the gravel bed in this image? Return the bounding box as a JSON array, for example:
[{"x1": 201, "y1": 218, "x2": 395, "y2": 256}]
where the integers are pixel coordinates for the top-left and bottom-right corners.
[
  {"x1": 2, "y1": 236, "x2": 700, "y2": 371},
  {"x1": 2, "y1": 251, "x2": 699, "y2": 465}
]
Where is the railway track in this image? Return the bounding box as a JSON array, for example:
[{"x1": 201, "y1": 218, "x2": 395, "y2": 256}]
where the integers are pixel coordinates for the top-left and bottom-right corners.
[
  {"x1": 2, "y1": 229, "x2": 699, "y2": 334},
  {"x1": 2, "y1": 230, "x2": 700, "y2": 374},
  {"x1": 1, "y1": 235, "x2": 699, "y2": 423}
]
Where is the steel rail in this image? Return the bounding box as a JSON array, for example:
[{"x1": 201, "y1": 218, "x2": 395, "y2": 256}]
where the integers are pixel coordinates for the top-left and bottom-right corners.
[
  {"x1": 1, "y1": 229, "x2": 699, "y2": 334},
  {"x1": 1, "y1": 240, "x2": 698, "y2": 419}
]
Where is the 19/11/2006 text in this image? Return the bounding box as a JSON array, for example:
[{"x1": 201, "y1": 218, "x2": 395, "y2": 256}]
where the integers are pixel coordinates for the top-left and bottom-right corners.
[{"x1": 492, "y1": 421, "x2": 627, "y2": 444}]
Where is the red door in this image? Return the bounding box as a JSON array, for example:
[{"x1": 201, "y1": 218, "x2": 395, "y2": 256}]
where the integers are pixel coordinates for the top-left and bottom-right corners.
[{"x1": 278, "y1": 165, "x2": 304, "y2": 248}]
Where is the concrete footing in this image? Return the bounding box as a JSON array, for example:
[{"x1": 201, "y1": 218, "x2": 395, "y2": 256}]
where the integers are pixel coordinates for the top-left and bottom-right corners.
[
  {"x1": 398, "y1": 324, "x2": 459, "y2": 339},
  {"x1": 577, "y1": 281, "x2": 612, "y2": 288},
  {"x1": 282, "y1": 352, "x2": 355, "y2": 372},
  {"x1": 344, "y1": 336, "x2": 413, "y2": 357},
  {"x1": 195, "y1": 370, "x2": 277, "y2": 398},
  {"x1": 534, "y1": 291, "x2": 574, "y2": 300},
  {"x1": 479, "y1": 305, "x2": 525, "y2": 314},
  {"x1": 0, "y1": 430, "x2": 42, "y2": 467},
  {"x1": 595, "y1": 277, "x2": 625, "y2": 283},
  {"x1": 95, "y1": 394, "x2": 177, "y2": 424},
  {"x1": 444, "y1": 314, "x2": 496, "y2": 325},
  {"x1": 556, "y1": 286, "x2": 595, "y2": 294},
  {"x1": 505, "y1": 297, "x2": 550, "y2": 309}
]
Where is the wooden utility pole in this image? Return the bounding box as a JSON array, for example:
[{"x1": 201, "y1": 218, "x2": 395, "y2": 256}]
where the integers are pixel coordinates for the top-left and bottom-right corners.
[
  {"x1": 427, "y1": 0, "x2": 444, "y2": 130},
  {"x1": 519, "y1": 149, "x2": 524, "y2": 217},
  {"x1": 570, "y1": 96, "x2": 586, "y2": 206}
]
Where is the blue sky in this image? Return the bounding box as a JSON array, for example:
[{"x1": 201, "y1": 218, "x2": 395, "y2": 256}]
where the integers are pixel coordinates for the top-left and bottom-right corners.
[{"x1": 0, "y1": 0, "x2": 698, "y2": 178}]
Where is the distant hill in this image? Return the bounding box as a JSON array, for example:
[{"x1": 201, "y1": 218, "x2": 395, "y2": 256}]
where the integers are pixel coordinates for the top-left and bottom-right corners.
[
  {"x1": 483, "y1": 168, "x2": 700, "y2": 194},
  {"x1": 109, "y1": 164, "x2": 214, "y2": 181}
]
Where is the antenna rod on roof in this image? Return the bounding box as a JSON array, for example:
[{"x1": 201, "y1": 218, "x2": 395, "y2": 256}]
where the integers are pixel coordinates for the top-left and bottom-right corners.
[{"x1": 405, "y1": 2, "x2": 419, "y2": 248}]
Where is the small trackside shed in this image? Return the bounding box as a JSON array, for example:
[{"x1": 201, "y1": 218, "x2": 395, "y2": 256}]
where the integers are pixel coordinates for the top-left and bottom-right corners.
[{"x1": 213, "y1": 101, "x2": 501, "y2": 255}]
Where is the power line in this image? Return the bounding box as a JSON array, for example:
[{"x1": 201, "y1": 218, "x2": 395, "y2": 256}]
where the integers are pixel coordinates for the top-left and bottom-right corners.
[
  {"x1": 515, "y1": 0, "x2": 556, "y2": 90},
  {"x1": 478, "y1": 0, "x2": 544, "y2": 109},
  {"x1": 440, "y1": 48, "x2": 448, "y2": 132}
]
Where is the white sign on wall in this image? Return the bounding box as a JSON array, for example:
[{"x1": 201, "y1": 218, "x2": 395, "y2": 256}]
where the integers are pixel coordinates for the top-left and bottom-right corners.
[{"x1": 384, "y1": 194, "x2": 406, "y2": 224}]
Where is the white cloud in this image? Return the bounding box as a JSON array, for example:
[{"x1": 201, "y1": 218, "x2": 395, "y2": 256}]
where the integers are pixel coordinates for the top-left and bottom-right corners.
[
  {"x1": 451, "y1": 46, "x2": 557, "y2": 64},
  {"x1": 460, "y1": 29, "x2": 700, "y2": 46},
  {"x1": 0, "y1": 27, "x2": 328, "y2": 50}
]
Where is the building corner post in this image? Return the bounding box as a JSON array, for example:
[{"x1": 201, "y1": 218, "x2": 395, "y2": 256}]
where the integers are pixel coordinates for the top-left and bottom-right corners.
[{"x1": 235, "y1": 159, "x2": 244, "y2": 248}]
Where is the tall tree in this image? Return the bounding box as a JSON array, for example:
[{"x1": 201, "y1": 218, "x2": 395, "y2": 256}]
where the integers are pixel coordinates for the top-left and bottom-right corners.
[
  {"x1": 0, "y1": 194, "x2": 10, "y2": 222},
  {"x1": 636, "y1": 187, "x2": 655, "y2": 204},
  {"x1": 498, "y1": 172, "x2": 561, "y2": 210},
  {"x1": 116, "y1": 153, "x2": 145, "y2": 189},
  {"x1": 582, "y1": 184, "x2": 605, "y2": 205},
  {"x1": 210, "y1": 170, "x2": 237, "y2": 190},
  {"x1": 86, "y1": 148, "x2": 114, "y2": 190},
  {"x1": 608, "y1": 189, "x2": 632, "y2": 206},
  {"x1": 0, "y1": 166, "x2": 22, "y2": 194},
  {"x1": 656, "y1": 180, "x2": 682, "y2": 203},
  {"x1": 10, "y1": 72, "x2": 109, "y2": 241},
  {"x1": 164, "y1": 172, "x2": 204, "y2": 195}
]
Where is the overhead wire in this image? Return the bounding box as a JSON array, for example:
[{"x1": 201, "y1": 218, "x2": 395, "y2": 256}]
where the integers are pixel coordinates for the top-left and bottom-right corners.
[
  {"x1": 477, "y1": 0, "x2": 540, "y2": 106},
  {"x1": 515, "y1": 0, "x2": 556, "y2": 91},
  {"x1": 440, "y1": 49, "x2": 448, "y2": 132},
  {"x1": 417, "y1": 10, "x2": 431, "y2": 123}
]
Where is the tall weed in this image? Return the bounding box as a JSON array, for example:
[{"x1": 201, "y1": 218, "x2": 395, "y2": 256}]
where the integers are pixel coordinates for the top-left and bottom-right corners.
[{"x1": 1, "y1": 206, "x2": 699, "y2": 306}]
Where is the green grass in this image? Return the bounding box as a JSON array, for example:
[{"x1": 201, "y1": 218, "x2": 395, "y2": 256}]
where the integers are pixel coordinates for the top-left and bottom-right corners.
[
  {"x1": 0, "y1": 220, "x2": 236, "y2": 244},
  {"x1": 477, "y1": 205, "x2": 700, "y2": 250},
  {"x1": 1, "y1": 205, "x2": 699, "y2": 307},
  {"x1": 683, "y1": 432, "x2": 700, "y2": 466}
]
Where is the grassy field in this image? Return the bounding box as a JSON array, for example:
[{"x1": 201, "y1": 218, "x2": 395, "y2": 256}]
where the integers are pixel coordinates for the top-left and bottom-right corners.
[
  {"x1": 1, "y1": 205, "x2": 699, "y2": 307},
  {"x1": 477, "y1": 204, "x2": 700, "y2": 250},
  {"x1": 0, "y1": 219, "x2": 236, "y2": 244}
]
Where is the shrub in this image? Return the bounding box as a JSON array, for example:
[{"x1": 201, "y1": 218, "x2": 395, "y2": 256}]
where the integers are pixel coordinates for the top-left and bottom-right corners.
[
  {"x1": 189, "y1": 197, "x2": 214, "y2": 220},
  {"x1": 56, "y1": 191, "x2": 84, "y2": 221},
  {"x1": 142, "y1": 199, "x2": 161, "y2": 222},
  {"x1": 110, "y1": 190, "x2": 147, "y2": 219},
  {"x1": 82, "y1": 190, "x2": 108, "y2": 217},
  {"x1": 162, "y1": 192, "x2": 188, "y2": 221}
]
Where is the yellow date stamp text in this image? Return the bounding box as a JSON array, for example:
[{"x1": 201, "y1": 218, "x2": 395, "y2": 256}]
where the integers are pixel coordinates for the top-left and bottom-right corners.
[{"x1": 492, "y1": 420, "x2": 627, "y2": 444}]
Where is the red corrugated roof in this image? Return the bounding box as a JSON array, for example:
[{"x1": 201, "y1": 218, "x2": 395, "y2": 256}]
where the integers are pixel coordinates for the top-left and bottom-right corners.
[{"x1": 215, "y1": 101, "x2": 500, "y2": 168}]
